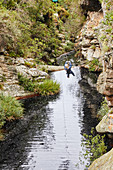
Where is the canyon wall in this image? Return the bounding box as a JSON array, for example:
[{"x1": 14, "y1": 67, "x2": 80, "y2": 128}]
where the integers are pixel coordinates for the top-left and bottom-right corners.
[
  {"x1": 77, "y1": 0, "x2": 113, "y2": 169},
  {"x1": 77, "y1": 0, "x2": 113, "y2": 131}
]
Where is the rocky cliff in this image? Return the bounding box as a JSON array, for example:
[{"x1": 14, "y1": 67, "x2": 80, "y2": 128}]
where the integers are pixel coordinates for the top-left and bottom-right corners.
[
  {"x1": 76, "y1": 0, "x2": 113, "y2": 131},
  {"x1": 0, "y1": 0, "x2": 113, "y2": 167},
  {"x1": 77, "y1": 0, "x2": 113, "y2": 169}
]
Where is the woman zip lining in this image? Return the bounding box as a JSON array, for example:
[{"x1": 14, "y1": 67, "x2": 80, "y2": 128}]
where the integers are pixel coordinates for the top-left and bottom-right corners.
[{"x1": 64, "y1": 61, "x2": 75, "y2": 78}]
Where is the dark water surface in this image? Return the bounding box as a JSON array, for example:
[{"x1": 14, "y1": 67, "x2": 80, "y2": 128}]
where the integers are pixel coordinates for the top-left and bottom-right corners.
[{"x1": 0, "y1": 67, "x2": 103, "y2": 170}]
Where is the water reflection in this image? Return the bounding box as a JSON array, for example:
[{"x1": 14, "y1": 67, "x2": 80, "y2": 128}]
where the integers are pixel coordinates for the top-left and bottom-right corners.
[
  {"x1": 58, "y1": 159, "x2": 70, "y2": 170},
  {"x1": 0, "y1": 96, "x2": 58, "y2": 170},
  {"x1": 0, "y1": 67, "x2": 103, "y2": 170}
]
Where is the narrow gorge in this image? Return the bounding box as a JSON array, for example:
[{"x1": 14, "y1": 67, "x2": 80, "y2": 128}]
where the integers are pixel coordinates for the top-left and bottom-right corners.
[{"x1": 0, "y1": 0, "x2": 113, "y2": 169}]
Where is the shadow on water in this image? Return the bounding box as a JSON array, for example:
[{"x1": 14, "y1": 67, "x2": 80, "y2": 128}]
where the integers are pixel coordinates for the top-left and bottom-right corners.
[
  {"x1": 79, "y1": 68, "x2": 103, "y2": 135},
  {"x1": 0, "y1": 95, "x2": 59, "y2": 169},
  {"x1": 0, "y1": 67, "x2": 109, "y2": 170}
]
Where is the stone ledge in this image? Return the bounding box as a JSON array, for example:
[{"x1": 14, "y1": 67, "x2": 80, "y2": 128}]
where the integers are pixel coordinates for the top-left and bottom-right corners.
[{"x1": 38, "y1": 65, "x2": 64, "y2": 72}]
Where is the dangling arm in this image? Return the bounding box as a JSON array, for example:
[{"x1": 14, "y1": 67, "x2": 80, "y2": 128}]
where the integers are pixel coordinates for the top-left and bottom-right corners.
[
  {"x1": 69, "y1": 61, "x2": 72, "y2": 69},
  {"x1": 64, "y1": 61, "x2": 68, "y2": 70}
]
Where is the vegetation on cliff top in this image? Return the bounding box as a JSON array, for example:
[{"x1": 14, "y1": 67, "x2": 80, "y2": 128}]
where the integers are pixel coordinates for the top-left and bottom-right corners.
[
  {"x1": 98, "y1": 0, "x2": 113, "y2": 56},
  {"x1": 0, "y1": 0, "x2": 84, "y2": 65}
]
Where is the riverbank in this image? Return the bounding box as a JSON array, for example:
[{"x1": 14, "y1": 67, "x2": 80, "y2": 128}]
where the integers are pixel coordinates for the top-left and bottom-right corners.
[{"x1": 0, "y1": 55, "x2": 64, "y2": 99}]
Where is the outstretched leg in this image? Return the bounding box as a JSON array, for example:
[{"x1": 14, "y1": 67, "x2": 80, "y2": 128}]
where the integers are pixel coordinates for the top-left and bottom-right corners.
[{"x1": 70, "y1": 70, "x2": 75, "y2": 76}]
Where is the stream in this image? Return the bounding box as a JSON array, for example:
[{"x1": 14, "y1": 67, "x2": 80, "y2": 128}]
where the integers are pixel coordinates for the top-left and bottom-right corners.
[{"x1": 0, "y1": 67, "x2": 104, "y2": 170}]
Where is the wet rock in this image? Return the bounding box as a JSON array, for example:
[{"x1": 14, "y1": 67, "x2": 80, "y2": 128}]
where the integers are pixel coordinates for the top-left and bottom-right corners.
[
  {"x1": 16, "y1": 65, "x2": 49, "y2": 79},
  {"x1": 57, "y1": 50, "x2": 76, "y2": 64},
  {"x1": 27, "y1": 68, "x2": 44, "y2": 77}
]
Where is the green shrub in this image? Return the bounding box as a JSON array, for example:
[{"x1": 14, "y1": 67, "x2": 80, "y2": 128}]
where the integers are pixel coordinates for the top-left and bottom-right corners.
[
  {"x1": 79, "y1": 128, "x2": 107, "y2": 168},
  {"x1": 18, "y1": 73, "x2": 60, "y2": 95},
  {"x1": 2, "y1": 0, "x2": 17, "y2": 9},
  {"x1": 0, "y1": 84, "x2": 3, "y2": 90},
  {"x1": 0, "y1": 93, "x2": 23, "y2": 129},
  {"x1": 90, "y1": 45, "x2": 96, "y2": 50},
  {"x1": 103, "y1": 10, "x2": 113, "y2": 26},
  {"x1": 97, "y1": 98, "x2": 109, "y2": 120},
  {"x1": 102, "y1": 45, "x2": 110, "y2": 54},
  {"x1": 0, "y1": 0, "x2": 85, "y2": 63},
  {"x1": 38, "y1": 79, "x2": 60, "y2": 96},
  {"x1": 25, "y1": 61, "x2": 36, "y2": 68},
  {"x1": 18, "y1": 73, "x2": 35, "y2": 92},
  {"x1": 87, "y1": 59, "x2": 101, "y2": 72},
  {"x1": 40, "y1": 66, "x2": 48, "y2": 73},
  {"x1": 0, "y1": 75, "x2": 6, "y2": 82},
  {"x1": 99, "y1": 0, "x2": 103, "y2": 4},
  {"x1": 106, "y1": 27, "x2": 112, "y2": 33}
]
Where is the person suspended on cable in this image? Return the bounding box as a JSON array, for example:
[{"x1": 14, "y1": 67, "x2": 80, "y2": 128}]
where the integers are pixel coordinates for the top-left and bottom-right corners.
[{"x1": 64, "y1": 61, "x2": 75, "y2": 78}]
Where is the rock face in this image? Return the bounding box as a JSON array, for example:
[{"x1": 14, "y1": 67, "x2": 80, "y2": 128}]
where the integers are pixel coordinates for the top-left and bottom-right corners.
[
  {"x1": 96, "y1": 112, "x2": 113, "y2": 133},
  {"x1": 97, "y1": 69, "x2": 113, "y2": 105},
  {"x1": 76, "y1": 10, "x2": 103, "y2": 63},
  {"x1": 77, "y1": 0, "x2": 113, "y2": 135},
  {"x1": 96, "y1": 68, "x2": 113, "y2": 134},
  {"x1": 89, "y1": 148, "x2": 113, "y2": 170},
  {"x1": 78, "y1": 0, "x2": 113, "y2": 168}
]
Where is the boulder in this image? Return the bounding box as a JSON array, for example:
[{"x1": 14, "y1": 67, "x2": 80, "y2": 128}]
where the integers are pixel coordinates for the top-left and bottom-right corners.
[
  {"x1": 93, "y1": 47, "x2": 101, "y2": 58},
  {"x1": 89, "y1": 148, "x2": 113, "y2": 170},
  {"x1": 87, "y1": 48, "x2": 94, "y2": 61},
  {"x1": 96, "y1": 109, "x2": 113, "y2": 133}
]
